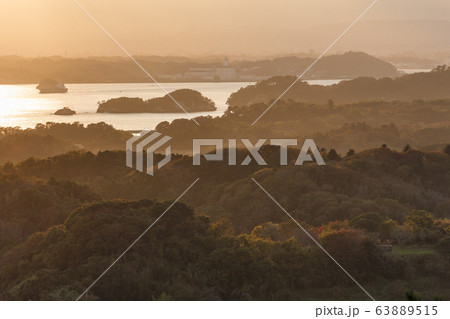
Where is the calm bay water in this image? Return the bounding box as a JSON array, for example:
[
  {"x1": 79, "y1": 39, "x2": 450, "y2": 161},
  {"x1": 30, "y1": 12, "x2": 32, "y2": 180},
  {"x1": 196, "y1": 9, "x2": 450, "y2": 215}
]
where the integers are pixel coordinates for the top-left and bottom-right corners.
[
  {"x1": 398, "y1": 68, "x2": 433, "y2": 74},
  {"x1": 0, "y1": 80, "x2": 342, "y2": 131}
]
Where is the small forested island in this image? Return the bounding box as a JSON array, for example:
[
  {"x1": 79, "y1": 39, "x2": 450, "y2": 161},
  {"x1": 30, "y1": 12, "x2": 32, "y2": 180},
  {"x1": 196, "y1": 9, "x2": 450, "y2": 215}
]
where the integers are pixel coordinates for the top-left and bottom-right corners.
[
  {"x1": 36, "y1": 79, "x2": 68, "y2": 94},
  {"x1": 54, "y1": 107, "x2": 76, "y2": 116},
  {"x1": 97, "y1": 89, "x2": 217, "y2": 113}
]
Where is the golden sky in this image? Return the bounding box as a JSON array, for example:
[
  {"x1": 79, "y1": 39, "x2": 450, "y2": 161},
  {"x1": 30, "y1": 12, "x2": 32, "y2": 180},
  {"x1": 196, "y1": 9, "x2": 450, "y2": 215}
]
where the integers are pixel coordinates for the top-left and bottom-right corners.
[{"x1": 0, "y1": 0, "x2": 449, "y2": 57}]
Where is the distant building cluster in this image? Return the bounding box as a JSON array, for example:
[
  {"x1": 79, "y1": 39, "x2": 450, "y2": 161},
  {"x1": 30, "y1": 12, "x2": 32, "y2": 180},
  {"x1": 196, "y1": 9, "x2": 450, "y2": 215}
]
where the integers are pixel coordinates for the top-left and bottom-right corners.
[
  {"x1": 184, "y1": 58, "x2": 236, "y2": 81},
  {"x1": 161, "y1": 58, "x2": 237, "y2": 81}
]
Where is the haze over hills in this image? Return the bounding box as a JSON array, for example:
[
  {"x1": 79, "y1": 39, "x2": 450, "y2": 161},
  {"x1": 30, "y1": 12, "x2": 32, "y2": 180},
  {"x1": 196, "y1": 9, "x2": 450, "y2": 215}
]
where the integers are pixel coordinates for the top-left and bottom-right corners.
[
  {"x1": 302, "y1": 20, "x2": 450, "y2": 59},
  {"x1": 0, "y1": 52, "x2": 397, "y2": 84},
  {"x1": 2, "y1": 20, "x2": 450, "y2": 59},
  {"x1": 118, "y1": 20, "x2": 450, "y2": 59},
  {"x1": 1, "y1": 0, "x2": 450, "y2": 57}
]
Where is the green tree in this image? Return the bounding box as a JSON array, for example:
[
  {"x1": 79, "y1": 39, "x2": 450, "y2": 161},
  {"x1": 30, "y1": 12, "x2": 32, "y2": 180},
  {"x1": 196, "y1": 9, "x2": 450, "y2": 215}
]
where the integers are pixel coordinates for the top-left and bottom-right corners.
[
  {"x1": 350, "y1": 213, "x2": 383, "y2": 232},
  {"x1": 406, "y1": 210, "x2": 435, "y2": 244},
  {"x1": 405, "y1": 290, "x2": 422, "y2": 301},
  {"x1": 406, "y1": 210, "x2": 434, "y2": 231}
]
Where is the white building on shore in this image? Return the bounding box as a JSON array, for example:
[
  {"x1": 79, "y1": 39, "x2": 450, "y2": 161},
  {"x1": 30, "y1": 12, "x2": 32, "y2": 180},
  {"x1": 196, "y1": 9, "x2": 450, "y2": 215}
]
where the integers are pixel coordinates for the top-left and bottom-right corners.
[{"x1": 184, "y1": 58, "x2": 236, "y2": 81}]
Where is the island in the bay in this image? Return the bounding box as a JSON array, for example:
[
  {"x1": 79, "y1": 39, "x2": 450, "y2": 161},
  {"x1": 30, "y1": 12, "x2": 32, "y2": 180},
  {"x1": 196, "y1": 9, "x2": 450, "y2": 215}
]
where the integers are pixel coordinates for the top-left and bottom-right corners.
[
  {"x1": 36, "y1": 79, "x2": 68, "y2": 94},
  {"x1": 96, "y1": 89, "x2": 216, "y2": 113},
  {"x1": 54, "y1": 107, "x2": 76, "y2": 115}
]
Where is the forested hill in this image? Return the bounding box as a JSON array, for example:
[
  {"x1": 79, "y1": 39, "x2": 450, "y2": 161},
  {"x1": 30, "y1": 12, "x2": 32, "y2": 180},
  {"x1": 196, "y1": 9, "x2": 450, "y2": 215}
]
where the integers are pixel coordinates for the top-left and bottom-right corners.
[
  {"x1": 151, "y1": 99, "x2": 450, "y2": 154},
  {"x1": 0, "y1": 199, "x2": 397, "y2": 301},
  {"x1": 0, "y1": 52, "x2": 397, "y2": 84},
  {"x1": 0, "y1": 147, "x2": 449, "y2": 300},
  {"x1": 1, "y1": 98, "x2": 449, "y2": 164},
  {"x1": 5, "y1": 147, "x2": 450, "y2": 233},
  {"x1": 227, "y1": 66, "x2": 450, "y2": 106},
  {"x1": 233, "y1": 51, "x2": 398, "y2": 79},
  {"x1": 0, "y1": 122, "x2": 132, "y2": 163}
]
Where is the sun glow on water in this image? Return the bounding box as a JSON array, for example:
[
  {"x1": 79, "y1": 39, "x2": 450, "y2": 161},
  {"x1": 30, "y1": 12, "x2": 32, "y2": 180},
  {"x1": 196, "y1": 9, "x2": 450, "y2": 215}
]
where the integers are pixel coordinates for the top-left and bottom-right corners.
[
  {"x1": 0, "y1": 82, "x2": 254, "y2": 130},
  {"x1": 0, "y1": 79, "x2": 347, "y2": 130}
]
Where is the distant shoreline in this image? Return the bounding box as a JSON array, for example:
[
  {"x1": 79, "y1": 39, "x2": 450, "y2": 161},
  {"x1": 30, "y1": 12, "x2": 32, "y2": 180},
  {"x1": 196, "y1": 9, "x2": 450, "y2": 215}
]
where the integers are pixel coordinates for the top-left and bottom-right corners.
[
  {"x1": 0, "y1": 52, "x2": 402, "y2": 84},
  {"x1": 0, "y1": 80, "x2": 255, "y2": 85},
  {"x1": 0, "y1": 69, "x2": 433, "y2": 86}
]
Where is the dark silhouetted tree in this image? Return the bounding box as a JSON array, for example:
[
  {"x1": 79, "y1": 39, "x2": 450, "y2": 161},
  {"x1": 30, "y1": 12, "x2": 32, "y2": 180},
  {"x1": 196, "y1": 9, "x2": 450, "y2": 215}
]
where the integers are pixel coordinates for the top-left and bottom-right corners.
[
  {"x1": 2, "y1": 162, "x2": 15, "y2": 174},
  {"x1": 436, "y1": 236, "x2": 450, "y2": 255},
  {"x1": 327, "y1": 149, "x2": 341, "y2": 161},
  {"x1": 444, "y1": 144, "x2": 450, "y2": 156},
  {"x1": 155, "y1": 121, "x2": 170, "y2": 131},
  {"x1": 405, "y1": 290, "x2": 422, "y2": 301}
]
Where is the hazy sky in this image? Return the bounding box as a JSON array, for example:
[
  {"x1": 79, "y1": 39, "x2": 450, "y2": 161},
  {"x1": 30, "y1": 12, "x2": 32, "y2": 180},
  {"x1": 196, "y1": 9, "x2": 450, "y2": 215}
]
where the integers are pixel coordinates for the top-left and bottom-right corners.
[{"x1": 1, "y1": 0, "x2": 449, "y2": 57}]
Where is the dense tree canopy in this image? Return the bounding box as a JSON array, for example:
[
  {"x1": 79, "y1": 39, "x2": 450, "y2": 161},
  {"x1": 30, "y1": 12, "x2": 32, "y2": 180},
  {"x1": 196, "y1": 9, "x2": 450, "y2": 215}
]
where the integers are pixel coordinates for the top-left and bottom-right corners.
[
  {"x1": 227, "y1": 66, "x2": 450, "y2": 106},
  {"x1": 97, "y1": 89, "x2": 216, "y2": 113},
  {"x1": 0, "y1": 68, "x2": 449, "y2": 300}
]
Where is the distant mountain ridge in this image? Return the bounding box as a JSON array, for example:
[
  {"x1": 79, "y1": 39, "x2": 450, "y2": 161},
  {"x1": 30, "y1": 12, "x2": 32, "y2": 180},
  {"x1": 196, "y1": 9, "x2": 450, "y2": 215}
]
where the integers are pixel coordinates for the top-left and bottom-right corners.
[
  {"x1": 233, "y1": 52, "x2": 397, "y2": 79},
  {"x1": 227, "y1": 67, "x2": 450, "y2": 106},
  {"x1": 0, "y1": 51, "x2": 397, "y2": 84}
]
